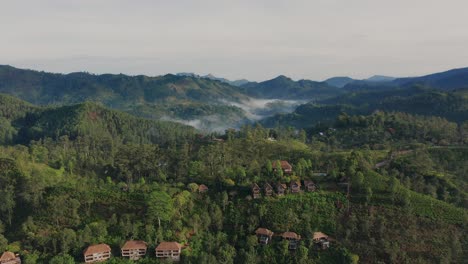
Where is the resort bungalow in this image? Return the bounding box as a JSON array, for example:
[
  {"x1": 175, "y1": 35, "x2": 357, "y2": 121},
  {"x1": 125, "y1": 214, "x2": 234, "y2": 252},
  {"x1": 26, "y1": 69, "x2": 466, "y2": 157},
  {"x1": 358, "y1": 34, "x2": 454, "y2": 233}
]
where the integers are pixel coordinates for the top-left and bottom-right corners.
[
  {"x1": 276, "y1": 183, "x2": 287, "y2": 196},
  {"x1": 252, "y1": 183, "x2": 261, "y2": 199},
  {"x1": 0, "y1": 252, "x2": 21, "y2": 264},
  {"x1": 155, "y1": 242, "x2": 182, "y2": 262},
  {"x1": 255, "y1": 228, "x2": 274, "y2": 245},
  {"x1": 290, "y1": 181, "x2": 301, "y2": 194},
  {"x1": 281, "y1": 232, "x2": 301, "y2": 250},
  {"x1": 273, "y1": 160, "x2": 293, "y2": 174},
  {"x1": 264, "y1": 183, "x2": 274, "y2": 196},
  {"x1": 121, "y1": 240, "x2": 147, "y2": 260},
  {"x1": 313, "y1": 232, "x2": 330, "y2": 249},
  {"x1": 198, "y1": 184, "x2": 209, "y2": 193},
  {"x1": 303, "y1": 180, "x2": 316, "y2": 192},
  {"x1": 83, "y1": 244, "x2": 111, "y2": 263}
]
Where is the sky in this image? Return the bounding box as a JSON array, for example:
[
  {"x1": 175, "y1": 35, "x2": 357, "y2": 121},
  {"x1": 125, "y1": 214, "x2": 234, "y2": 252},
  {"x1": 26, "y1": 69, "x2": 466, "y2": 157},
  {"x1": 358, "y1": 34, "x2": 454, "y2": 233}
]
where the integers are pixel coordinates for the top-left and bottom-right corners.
[{"x1": 1, "y1": 0, "x2": 468, "y2": 81}]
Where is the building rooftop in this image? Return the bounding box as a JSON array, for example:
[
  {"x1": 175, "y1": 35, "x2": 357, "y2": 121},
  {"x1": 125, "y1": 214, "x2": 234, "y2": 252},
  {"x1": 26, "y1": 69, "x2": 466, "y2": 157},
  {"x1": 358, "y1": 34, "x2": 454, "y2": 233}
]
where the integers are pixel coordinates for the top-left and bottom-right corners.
[
  {"x1": 156, "y1": 242, "x2": 182, "y2": 251},
  {"x1": 84, "y1": 244, "x2": 111, "y2": 255},
  {"x1": 0, "y1": 252, "x2": 16, "y2": 262},
  {"x1": 282, "y1": 232, "x2": 301, "y2": 240},
  {"x1": 273, "y1": 160, "x2": 292, "y2": 170},
  {"x1": 122, "y1": 240, "x2": 147, "y2": 250},
  {"x1": 198, "y1": 184, "x2": 209, "y2": 192},
  {"x1": 313, "y1": 232, "x2": 329, "y2": 241},
  {"x1": 255, "y1": 228, "x2": 274, "y2": 236}
]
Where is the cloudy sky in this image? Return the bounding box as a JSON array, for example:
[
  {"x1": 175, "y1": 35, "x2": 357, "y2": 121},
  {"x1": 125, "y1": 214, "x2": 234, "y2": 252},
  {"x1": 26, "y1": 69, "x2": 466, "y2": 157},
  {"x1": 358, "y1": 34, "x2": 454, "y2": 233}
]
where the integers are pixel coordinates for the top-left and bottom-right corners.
[{"x1": 1, "y1": 0, "x2": 468, "y2": 81}]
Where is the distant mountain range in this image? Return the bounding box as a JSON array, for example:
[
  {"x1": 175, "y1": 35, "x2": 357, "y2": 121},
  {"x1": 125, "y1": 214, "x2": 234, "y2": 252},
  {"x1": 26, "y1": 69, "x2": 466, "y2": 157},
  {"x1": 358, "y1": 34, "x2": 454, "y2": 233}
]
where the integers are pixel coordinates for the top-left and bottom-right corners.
[
  {"x1": 323, "y1": 77, "x2": 356, "y2": 88},
  {"x1": 176, "y1": 72, "x2": 249, "y2": 86},
  {"x1": 261, "y1": 86, "x2": 468, "y2": 128},
  {"x1": 324, "y1": 75, "x2": 396, "y2": 88},
  {"x1": 393, "y1": 67, "x2": 468, "y2": 90},
  {"x1": 238, "y1": 75, "x2": 343, "y2": 99},
  {"x1": 341, "y1": 67, "x2": 468, "y2": 92},
  {"x1": 1, "y1": 64, "x2": 468, "y2": 131}
]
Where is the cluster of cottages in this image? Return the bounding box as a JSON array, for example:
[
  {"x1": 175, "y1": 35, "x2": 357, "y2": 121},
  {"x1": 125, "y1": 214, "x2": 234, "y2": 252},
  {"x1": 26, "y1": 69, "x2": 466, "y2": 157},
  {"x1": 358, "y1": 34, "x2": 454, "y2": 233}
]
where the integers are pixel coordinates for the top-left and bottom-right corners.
[
  {"x1": 255, "y1": 228, "x2": 331, "y2": 250},
  {"x1": 2, "y1": 232, "x2": 330, "y2": 264},
  {"x1": 251, "y1": 160, "x2": 318, "y2": 199},
  {"x1": 252, "y1": 180, "x2": 316, "y2": 199},
  {"x1": 1, "y1": 160, "x2": 329, "y2": 264},
  {"x1": 83, "y1": 240, "x2": 182, "y2": 263},
  {"x1": 197, "y1": 160, "x2": 326, "y2": 199}
]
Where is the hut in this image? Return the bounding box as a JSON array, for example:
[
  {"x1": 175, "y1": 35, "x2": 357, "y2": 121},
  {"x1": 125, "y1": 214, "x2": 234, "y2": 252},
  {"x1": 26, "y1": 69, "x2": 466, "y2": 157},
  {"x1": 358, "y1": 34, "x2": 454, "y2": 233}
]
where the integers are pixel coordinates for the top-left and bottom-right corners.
[
  {"x1": 290, "y1": 181, "x2": 301, "y2": 194},
  {"x1": 313, "y1": 232, "x2": 330, "y2": 249},
  {"x1": 264, "y1": 183, "x2": 273, "y2": 196},
  {"x1": 276, "y1": 183, "x2": 287, "y2": 196},
  {"x1": 198, "y1": 184, "x2": 209, "y2": 193},
  {"x1": 255, "y1": 228, "x2": 274, "y2": 244},
  {"x1": 121, "y1": 240, "x2": 147, "y2": 260},
  {"x1": 155, "y1": 242, "x2": 182, "y2": 262},
  {"x1": 0, "y1": 252, "x2": 21, "y2": 264},
  {"x1": 272, "y1": 160, "x2": 293, "y2": 174},
  {"x1": 282, "y1": 232, "x2": 301, "y2": 249},
  {"x1": 303, "y1": 180, "x2": 316, "y2": 192},
  {"x1": 83, "y1": 244, "x2": 111, "y2": 263},
  {"x1": 252, "y1": 183, "x2": 261, "y2": 199}
]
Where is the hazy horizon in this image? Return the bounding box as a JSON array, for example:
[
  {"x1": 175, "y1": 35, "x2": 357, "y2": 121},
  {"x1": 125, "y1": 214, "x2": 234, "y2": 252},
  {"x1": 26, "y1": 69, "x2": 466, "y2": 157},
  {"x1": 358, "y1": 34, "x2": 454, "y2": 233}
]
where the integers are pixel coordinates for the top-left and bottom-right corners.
[{"x1": 2, "y1": 0, "x2": 468, "y2": 81}]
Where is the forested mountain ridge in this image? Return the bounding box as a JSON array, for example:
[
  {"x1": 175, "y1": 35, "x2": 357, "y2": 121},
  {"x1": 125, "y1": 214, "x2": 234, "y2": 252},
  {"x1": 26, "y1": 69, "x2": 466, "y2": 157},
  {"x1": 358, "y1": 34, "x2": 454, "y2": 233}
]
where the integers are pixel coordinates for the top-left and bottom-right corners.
[
  {"x1": 324, "y1": 77, "x2": 356, "y2": 88},
  {"x1": 2, "y1": 65, "x2": 468, "y2": 133},
  {"x1": 0, "y1": 65, "x2": 257, "y2": 130},
  {"x1": 0, "y1": 65, "x2": 250, "y2": 104},
  {"x1": 239, "y1": 75, "x2": 344, "y2": 99},
  {"x1": 262, "y1": 86, "x2": 468, "y2": 128},
  {"x1": 0, "y1": 95, "x2": 196, "y2": 146},
  {"x1": 342, "y1": 67, "x2": 468, "y2": 92},
  {"x1": 393, "y1": 67, "x2": 468, "y2": 90}
]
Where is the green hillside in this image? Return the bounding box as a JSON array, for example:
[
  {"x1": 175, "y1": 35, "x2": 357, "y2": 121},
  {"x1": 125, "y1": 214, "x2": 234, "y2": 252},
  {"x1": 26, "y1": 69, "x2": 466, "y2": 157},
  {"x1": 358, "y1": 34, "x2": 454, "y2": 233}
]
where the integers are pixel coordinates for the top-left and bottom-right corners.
[
  {"x1": 262, "y1": 86, "x2": 468, "y2": 128},
  {"x1": 0, "y1": 95, "x2": 196, "y2": 146},
  {"x1": 0, "y1": 98, "x2": 466, "y2": 263},
  {"x1": 0, "y1": 65, "x2": 252, "y2": 130}
]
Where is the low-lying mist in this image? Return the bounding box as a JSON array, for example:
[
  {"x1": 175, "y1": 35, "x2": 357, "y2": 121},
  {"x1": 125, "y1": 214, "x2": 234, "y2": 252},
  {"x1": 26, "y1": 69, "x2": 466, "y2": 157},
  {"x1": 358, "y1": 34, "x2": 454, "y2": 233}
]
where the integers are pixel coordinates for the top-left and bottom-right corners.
[{"x1": 162, "y1": 98, "x2": 307, "y2": 132}]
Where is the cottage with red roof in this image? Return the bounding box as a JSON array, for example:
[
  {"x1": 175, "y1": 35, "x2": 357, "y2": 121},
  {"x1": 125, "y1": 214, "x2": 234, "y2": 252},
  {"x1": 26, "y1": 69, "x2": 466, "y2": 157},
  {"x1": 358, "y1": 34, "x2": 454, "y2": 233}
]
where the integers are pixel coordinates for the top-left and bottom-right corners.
[
  {"x1": 273, "y1": 160, "x2": 293, "y2": 174},
  {"x1": 276, "y1": 183, "x2": 287, "y2": 196},
  {"x1": 282, "y1": 232, "x2": 301, "y2": 250},
  {"x1": 290, "y1": 180, "x2": 301, "y2": 193},
  {"x1": 303, "y1": 180, "x2": 316, "y2": 192},
  {"x1": 83, "y1": 244, "x2": 111, "y2": 263},
  {"x1": 198, "y1": 184, "x2": 209, "y2": 193},
  {"x1": 121, "y1": 240, "x2": 147, "y2": 260},
  {"x1": 0, "y1": 252, "x2": 21, "y2": 264},
  {"x1": 264, "y1": 183, "x2": 273, "y2": 196},
  {"x1": 313, "y1": 232, "x2": 330, "y2": 249},
  {"x1": 255, "y1": 228, "x2": 274, "y2": 244},
  {"x1": 252, "y1": 183, "x2": 261, "y2": 199},
  {"x1": 155, "y1": 242, "x2": 182, "y2": 262}
]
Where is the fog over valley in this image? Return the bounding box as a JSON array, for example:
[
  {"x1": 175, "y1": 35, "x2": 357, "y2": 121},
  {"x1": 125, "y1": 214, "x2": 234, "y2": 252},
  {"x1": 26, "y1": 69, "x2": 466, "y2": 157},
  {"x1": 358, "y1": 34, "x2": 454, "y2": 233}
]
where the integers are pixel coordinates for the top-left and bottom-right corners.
[{"x1": 162, "y1": 98, "x2": 307, "y2": 132}]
